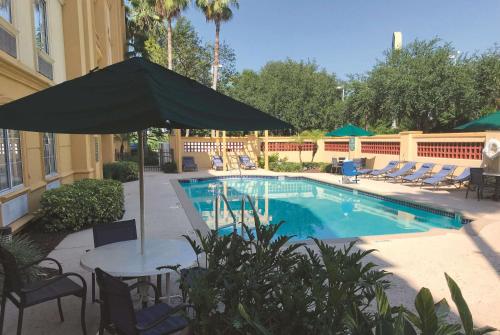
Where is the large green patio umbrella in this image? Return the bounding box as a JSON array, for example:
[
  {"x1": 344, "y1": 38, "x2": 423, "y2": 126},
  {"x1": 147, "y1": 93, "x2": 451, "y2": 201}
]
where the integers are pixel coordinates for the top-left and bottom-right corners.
[
  {"x1": 0, "y1": 57, "x2": 291, "y2": 253},
  {"x1": 325, "y1": 124, "x2": 374, "y2": 137},
  {"x1": 455, "y1": 110, "x2": 500, "y2": 131}
]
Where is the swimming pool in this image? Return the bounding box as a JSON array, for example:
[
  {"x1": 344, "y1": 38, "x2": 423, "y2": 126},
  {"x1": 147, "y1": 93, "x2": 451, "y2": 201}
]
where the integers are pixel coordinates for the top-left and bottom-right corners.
[{"x1": 179, "y1": 176, "x2": 465, "y2": 241}]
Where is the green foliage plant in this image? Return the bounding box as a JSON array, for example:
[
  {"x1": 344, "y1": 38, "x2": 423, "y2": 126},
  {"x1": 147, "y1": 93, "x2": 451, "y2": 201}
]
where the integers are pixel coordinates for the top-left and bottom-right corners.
[
  {"x1": 179, "y1": 214, "x2": 496, "y2": 334},
  {"x1": 38, "y1": 179, "x2": 124, "y2": 232},
  {"x1": 180, "y1": 216, "x2": 389, "y2": 334},
  {"x1": 103, "y1": 161, "x2": 139, "y2": 182},
  {"x1": 161, "y1": 161, "x2": 177, "y2": 173}
]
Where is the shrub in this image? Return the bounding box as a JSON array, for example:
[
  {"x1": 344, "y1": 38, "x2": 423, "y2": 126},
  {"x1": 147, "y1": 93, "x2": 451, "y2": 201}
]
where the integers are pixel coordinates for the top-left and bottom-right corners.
[
  {"x1": 161, "y1": 161, "x2": 177, "y2": 173},
  {"x1": 103, "y1": 161, "x2": 138, "y2": 182},
  {"x1": 0, "y1": 235, "x2": 43, "y2": 294},
  {"x1": 38, "y1": 179, "x2": 124, "y2": 232},
  {"x1": 180, "y1": 218, "x2": 497, "y2": 335},
  {"x1": 258, "y1": 153, "x2": 279, "y2": 168},
  {"x1": 269, "y1": 161, "x2": 303, "y2": 172}
]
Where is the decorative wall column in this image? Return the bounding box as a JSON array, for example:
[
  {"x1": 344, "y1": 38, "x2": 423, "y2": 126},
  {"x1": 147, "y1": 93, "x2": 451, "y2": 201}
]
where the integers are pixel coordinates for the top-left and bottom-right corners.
[
  {"x1": 222, "y1": 131, "x2": 227, "y2": 171},
  {"x1": 264, "y1": 130, "x2": 269, "y2": 170},
  {"x1": 175, "y1": 129, "x2": 183, "y2": 173}
]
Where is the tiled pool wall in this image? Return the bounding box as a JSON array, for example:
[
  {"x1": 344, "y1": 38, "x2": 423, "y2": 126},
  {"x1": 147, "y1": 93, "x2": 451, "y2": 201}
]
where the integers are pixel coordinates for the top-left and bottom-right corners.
[{"x1": 178, "y1": 175, "x2": 472, "y2": 225}]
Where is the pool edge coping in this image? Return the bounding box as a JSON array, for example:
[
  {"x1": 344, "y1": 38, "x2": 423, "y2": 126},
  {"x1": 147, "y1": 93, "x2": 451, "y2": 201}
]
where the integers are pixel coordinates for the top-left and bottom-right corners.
[{"x1": 171, "y1": 174, "x2": 490, "y2": 241}]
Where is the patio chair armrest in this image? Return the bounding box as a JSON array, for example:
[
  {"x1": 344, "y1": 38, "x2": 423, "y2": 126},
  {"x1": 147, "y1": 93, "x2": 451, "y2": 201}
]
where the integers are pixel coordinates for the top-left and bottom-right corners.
[
  {"x1": 128, "y1": 281, "x2": 160, "y2": 302},
  {"x1": 135, "y1": 303, "x2": 190, "y2": 332},
  {"x1": 20, "y1": 257, "x2": 63, "y2": 274},
  {"x1": 20, "y1": 272, "x2": 86, "y2": 293}
]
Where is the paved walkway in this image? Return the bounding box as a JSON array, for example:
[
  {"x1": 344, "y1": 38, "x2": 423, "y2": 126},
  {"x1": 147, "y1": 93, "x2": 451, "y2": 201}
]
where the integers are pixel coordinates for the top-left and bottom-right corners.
[{"x1": 3, "y1": 170, "x2": 499, "y2": 334}]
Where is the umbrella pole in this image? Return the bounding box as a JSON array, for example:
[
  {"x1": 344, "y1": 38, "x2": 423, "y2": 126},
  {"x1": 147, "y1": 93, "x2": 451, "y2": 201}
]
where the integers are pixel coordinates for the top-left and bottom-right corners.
[{"x1": 138, "y1": 130, "x2": 145, "y2": 255}]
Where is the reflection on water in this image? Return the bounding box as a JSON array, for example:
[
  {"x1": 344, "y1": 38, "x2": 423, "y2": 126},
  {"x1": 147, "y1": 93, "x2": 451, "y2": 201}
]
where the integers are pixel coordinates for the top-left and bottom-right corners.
[{"x1": 181, "y1": 177, "x2": 462, "y2": 241}]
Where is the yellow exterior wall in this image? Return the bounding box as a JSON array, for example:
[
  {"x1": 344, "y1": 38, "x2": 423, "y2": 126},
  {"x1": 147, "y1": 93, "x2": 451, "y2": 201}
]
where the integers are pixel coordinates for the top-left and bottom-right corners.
[{"x1": 0, "y1": 0, "x2": 125, "y2": 230}]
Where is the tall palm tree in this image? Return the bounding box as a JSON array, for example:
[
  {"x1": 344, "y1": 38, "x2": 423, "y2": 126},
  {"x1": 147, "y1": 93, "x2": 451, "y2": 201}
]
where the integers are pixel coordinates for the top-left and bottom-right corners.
[
  {"x1": 155, "y1": 0, "x2": 189, "y2": 70},
  {"x1": 195, "y1": 0, "x2": 239, "y2": 90}
]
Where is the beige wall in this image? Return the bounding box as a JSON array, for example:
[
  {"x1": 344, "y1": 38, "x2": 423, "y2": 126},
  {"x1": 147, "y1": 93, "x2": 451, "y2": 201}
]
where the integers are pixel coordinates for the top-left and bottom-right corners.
[
  {"x1": 0, "y1": 0, "x2": 125, "y2": 230},
  {"x1": 171, "y1": 131, "x2": 500, "y2": 175}
]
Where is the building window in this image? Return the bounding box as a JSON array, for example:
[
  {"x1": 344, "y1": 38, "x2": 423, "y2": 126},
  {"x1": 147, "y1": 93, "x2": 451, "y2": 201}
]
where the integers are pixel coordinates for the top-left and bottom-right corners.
[
  {"x1": 43, "y1": 133, "x2": 57, "y2": 176},
  {"x1": 33, "y1": 0, "x2": 49, "y2": 54},
  {"x1": 0, "y1": 129, "x2": 23, "y2": 192},
  {"x1": 0, "y1": 0, "x2": 12, "y2": 23}
]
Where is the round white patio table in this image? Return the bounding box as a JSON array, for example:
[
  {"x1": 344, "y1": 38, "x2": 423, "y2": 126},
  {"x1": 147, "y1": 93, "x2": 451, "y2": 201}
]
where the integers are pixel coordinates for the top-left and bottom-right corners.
[{"x1": 80, "y1": 239, "x2": 197, "y2": 301}]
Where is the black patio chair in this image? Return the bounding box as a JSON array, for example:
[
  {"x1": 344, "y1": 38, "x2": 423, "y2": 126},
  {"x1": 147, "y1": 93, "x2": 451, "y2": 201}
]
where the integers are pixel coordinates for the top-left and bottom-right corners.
[
  {"x1": 90, "y1": 219, "x2": 138, "y2": 303},
  {"x1": 466, "y1": 168, "x2": 486, "y2": 201},
  {"x1": 95, "y1": 268, "x2": 188, "y2": 335},
  {"x1": 0, "y1": 245, "x2": 87, "y2": 335}
]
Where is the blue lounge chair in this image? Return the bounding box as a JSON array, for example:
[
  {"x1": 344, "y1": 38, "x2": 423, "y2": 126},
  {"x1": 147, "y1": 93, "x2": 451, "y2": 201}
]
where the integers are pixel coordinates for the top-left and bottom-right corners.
[
  {"x1": 451, "y1": 168, "x2": 470, "y2": 188},
  {"x1": 182, "y1": 156, "x2": 198, "y2": 172},
  {"x1": 421, "y1": 165, "x2": 457, "y2": 188},
  {"x1": 385, "y1": 161, "x2": 416, "y2": 181},
  {"x1": 342, "y1": 161, "x2": 360, "y2": 183},
  {"x1": 369, "y1": 160, "x2": 399, "y2": 178},
  {"x1": 239, "y1": 155, "x2": 256, "y2": 169},
  {"x1": 211, "y1": 155, "x2": 224, "y2": 171},
  {"x1": 402, "y1": 163, "x2": 435, "y2": 183}
]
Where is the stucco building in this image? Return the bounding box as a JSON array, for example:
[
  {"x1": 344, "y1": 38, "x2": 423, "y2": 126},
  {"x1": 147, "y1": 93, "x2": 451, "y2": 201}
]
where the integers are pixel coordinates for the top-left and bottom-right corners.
[{"x1": 0, "y1": 0, "x2": 126, "y2": 230}]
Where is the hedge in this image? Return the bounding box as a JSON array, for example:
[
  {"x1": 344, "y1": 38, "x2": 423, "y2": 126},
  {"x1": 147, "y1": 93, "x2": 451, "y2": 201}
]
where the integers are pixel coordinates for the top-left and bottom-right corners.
[
  {"x1": 103, "y1": 161, "x2": 138, "y2": 182},
  {"x1": 161, "y1": 161, "x2": 177, "y2": 173},
  {"x1": 38, "y1": 179, "x2": 124, "y2": 232}
]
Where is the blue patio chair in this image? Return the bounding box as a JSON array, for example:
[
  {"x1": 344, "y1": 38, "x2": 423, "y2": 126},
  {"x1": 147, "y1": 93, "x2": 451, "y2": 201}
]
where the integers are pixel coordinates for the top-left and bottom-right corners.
[
  {"x1": 182, "y1": 156, "x2": 198, "y2": 172},
  {"x1": 211, "y1": 155, "x2": 224, "y2": 171},
  {"x1": 385, "y1": 161, "x2": 416, "y2": 181},
  {"x1": 95, "y1": 268, "x2": 188, "y2": 335},
  {"x1": 421, "y1": 165, "x2": 457, "y2": 188},
  {"x1": 342, "y1": 161, "x2": 360, "y2": 183},
  {"x1": 402, "y1": 163, "x2": 436, "y2": 183},
  {"x1": 239, "y1": 155, "x2": 257, "y2": 169},
  {"x1": 369, "y1": 160, "x2": 399, "y2": 178},
  {"x1": 451, "y1": 168, "x2": 470, "y2": 188}
]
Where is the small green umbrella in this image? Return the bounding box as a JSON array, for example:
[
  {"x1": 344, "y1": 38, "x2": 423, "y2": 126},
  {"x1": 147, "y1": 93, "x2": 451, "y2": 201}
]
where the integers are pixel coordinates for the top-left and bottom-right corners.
[
  {"x1": 325, "y1": 124, "x2": 374, "y2": 137},
  {"x1": 455, "y1": 111, "x2": 500, "y2": 131}
]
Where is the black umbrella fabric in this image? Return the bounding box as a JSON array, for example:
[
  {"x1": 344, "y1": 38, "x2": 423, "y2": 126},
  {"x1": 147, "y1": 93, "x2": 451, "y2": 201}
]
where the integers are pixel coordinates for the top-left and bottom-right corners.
[
  {"x1": 0, "y1": 57, "x2": 291, "y2": 255},
  {"x1": 0, "y1": 57, "x2": 291, "y2": 133}
]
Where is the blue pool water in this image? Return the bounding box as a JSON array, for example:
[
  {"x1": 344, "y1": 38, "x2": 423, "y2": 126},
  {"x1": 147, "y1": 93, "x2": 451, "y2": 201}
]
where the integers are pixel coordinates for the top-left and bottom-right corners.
[{"x1": 180, "y1": 177, "x2": 463, "y2": 241}]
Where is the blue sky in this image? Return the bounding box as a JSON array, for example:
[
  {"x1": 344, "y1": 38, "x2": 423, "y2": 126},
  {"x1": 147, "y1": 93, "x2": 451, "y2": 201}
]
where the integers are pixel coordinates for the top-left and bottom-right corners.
[{"x1": 183, "y1": 0, "x2": 500, "y2": 79}]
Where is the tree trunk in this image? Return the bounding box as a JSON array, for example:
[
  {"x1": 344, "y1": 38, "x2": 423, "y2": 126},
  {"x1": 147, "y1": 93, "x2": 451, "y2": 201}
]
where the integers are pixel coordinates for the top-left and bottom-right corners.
[
  {"x1": 167, "y1": 18, "x2": 173, "y2": 70},
  {"x1": 212, "y1": 21, "x2": 220, "y2": 91}
]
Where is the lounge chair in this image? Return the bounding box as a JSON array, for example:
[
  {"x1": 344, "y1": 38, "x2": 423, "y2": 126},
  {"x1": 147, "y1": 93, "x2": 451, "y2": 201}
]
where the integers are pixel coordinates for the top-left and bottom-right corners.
[
  {"x1": 239, "y1": 155, "x2": 256, "y2": 169},
  {"x1": 451, "y1": 168, "x2": 470, "y2": 188},
  {"x1": 402, "y1": 163, "x2": 435, "y2": 183},
  {"x1": 341, "y1": 161, "x2": 361, "y2": 183},
  {"x1": 369, "y1": 160, "x2": 399, "y2": 178},
  {"x1": 211, "y1": 155, "x2": 224, "y2": 171},
  {"x1": 421, "y1": 165, "x2": 457, "y2": 188},
  {"x1": 182, "y1": 156, "x2": 198, "y2": 172},
  {"x1": 385, "y1": 161, "x2": 416, "y2": 181}
]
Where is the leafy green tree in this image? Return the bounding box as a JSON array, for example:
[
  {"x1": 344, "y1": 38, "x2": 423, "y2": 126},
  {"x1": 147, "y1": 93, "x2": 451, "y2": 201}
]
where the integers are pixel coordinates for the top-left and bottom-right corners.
[
  {"x1": 229, "y1": 59, "x2": 343, "y2": 132},
  {"x1": 195, "y1": 0, "x2": 239, "y2": 90},
  {"x1": 345, "y1": 39, "x2": 500, "y2": 132}
]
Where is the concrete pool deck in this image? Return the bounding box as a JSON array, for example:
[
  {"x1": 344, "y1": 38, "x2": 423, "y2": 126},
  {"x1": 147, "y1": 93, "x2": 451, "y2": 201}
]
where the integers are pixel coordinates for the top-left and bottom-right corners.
[{"x1": 3, "y1": 169, "x2": 498, "y2": 333}]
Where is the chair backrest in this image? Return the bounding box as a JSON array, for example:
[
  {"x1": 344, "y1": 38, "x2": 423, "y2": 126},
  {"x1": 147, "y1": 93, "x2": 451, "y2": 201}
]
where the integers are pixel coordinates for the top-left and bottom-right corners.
[
  {"x1": 0, "y1": 245, "x2": 23, "y2": 293},
  {"x1": 456, "y1": 168, "x2": 471, "y2": 180},
  {"x1": 93, "y1": 219, "x2": 137, "y2": 248},
  {"x1": 95, "y1": 268, "x2": 137, "y2": 335},
  {"x1": 212, "y1": 155, "x2": 223, "y2": 163},
  {"x1": 419, "y1": 163, "x2": 435, "y2": 171},
  {"x1": 239, "y1": 155, "x2": 250, "y2": 163},
  {"x1": 331, "y1": 157, "x2": 339, "y2": 167},
  {"x1": 183, "y1": 156, "x2": 195, "y2": 165},
  {"x1": 400, "y1": 161, "x2": 416, "y2": 171},
  {"x1": 342, "y1": 161, "x2": 357, "y2": 176},
  {"x1": 469, "y1": 168, "x2": 484, "y2": 186}
]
